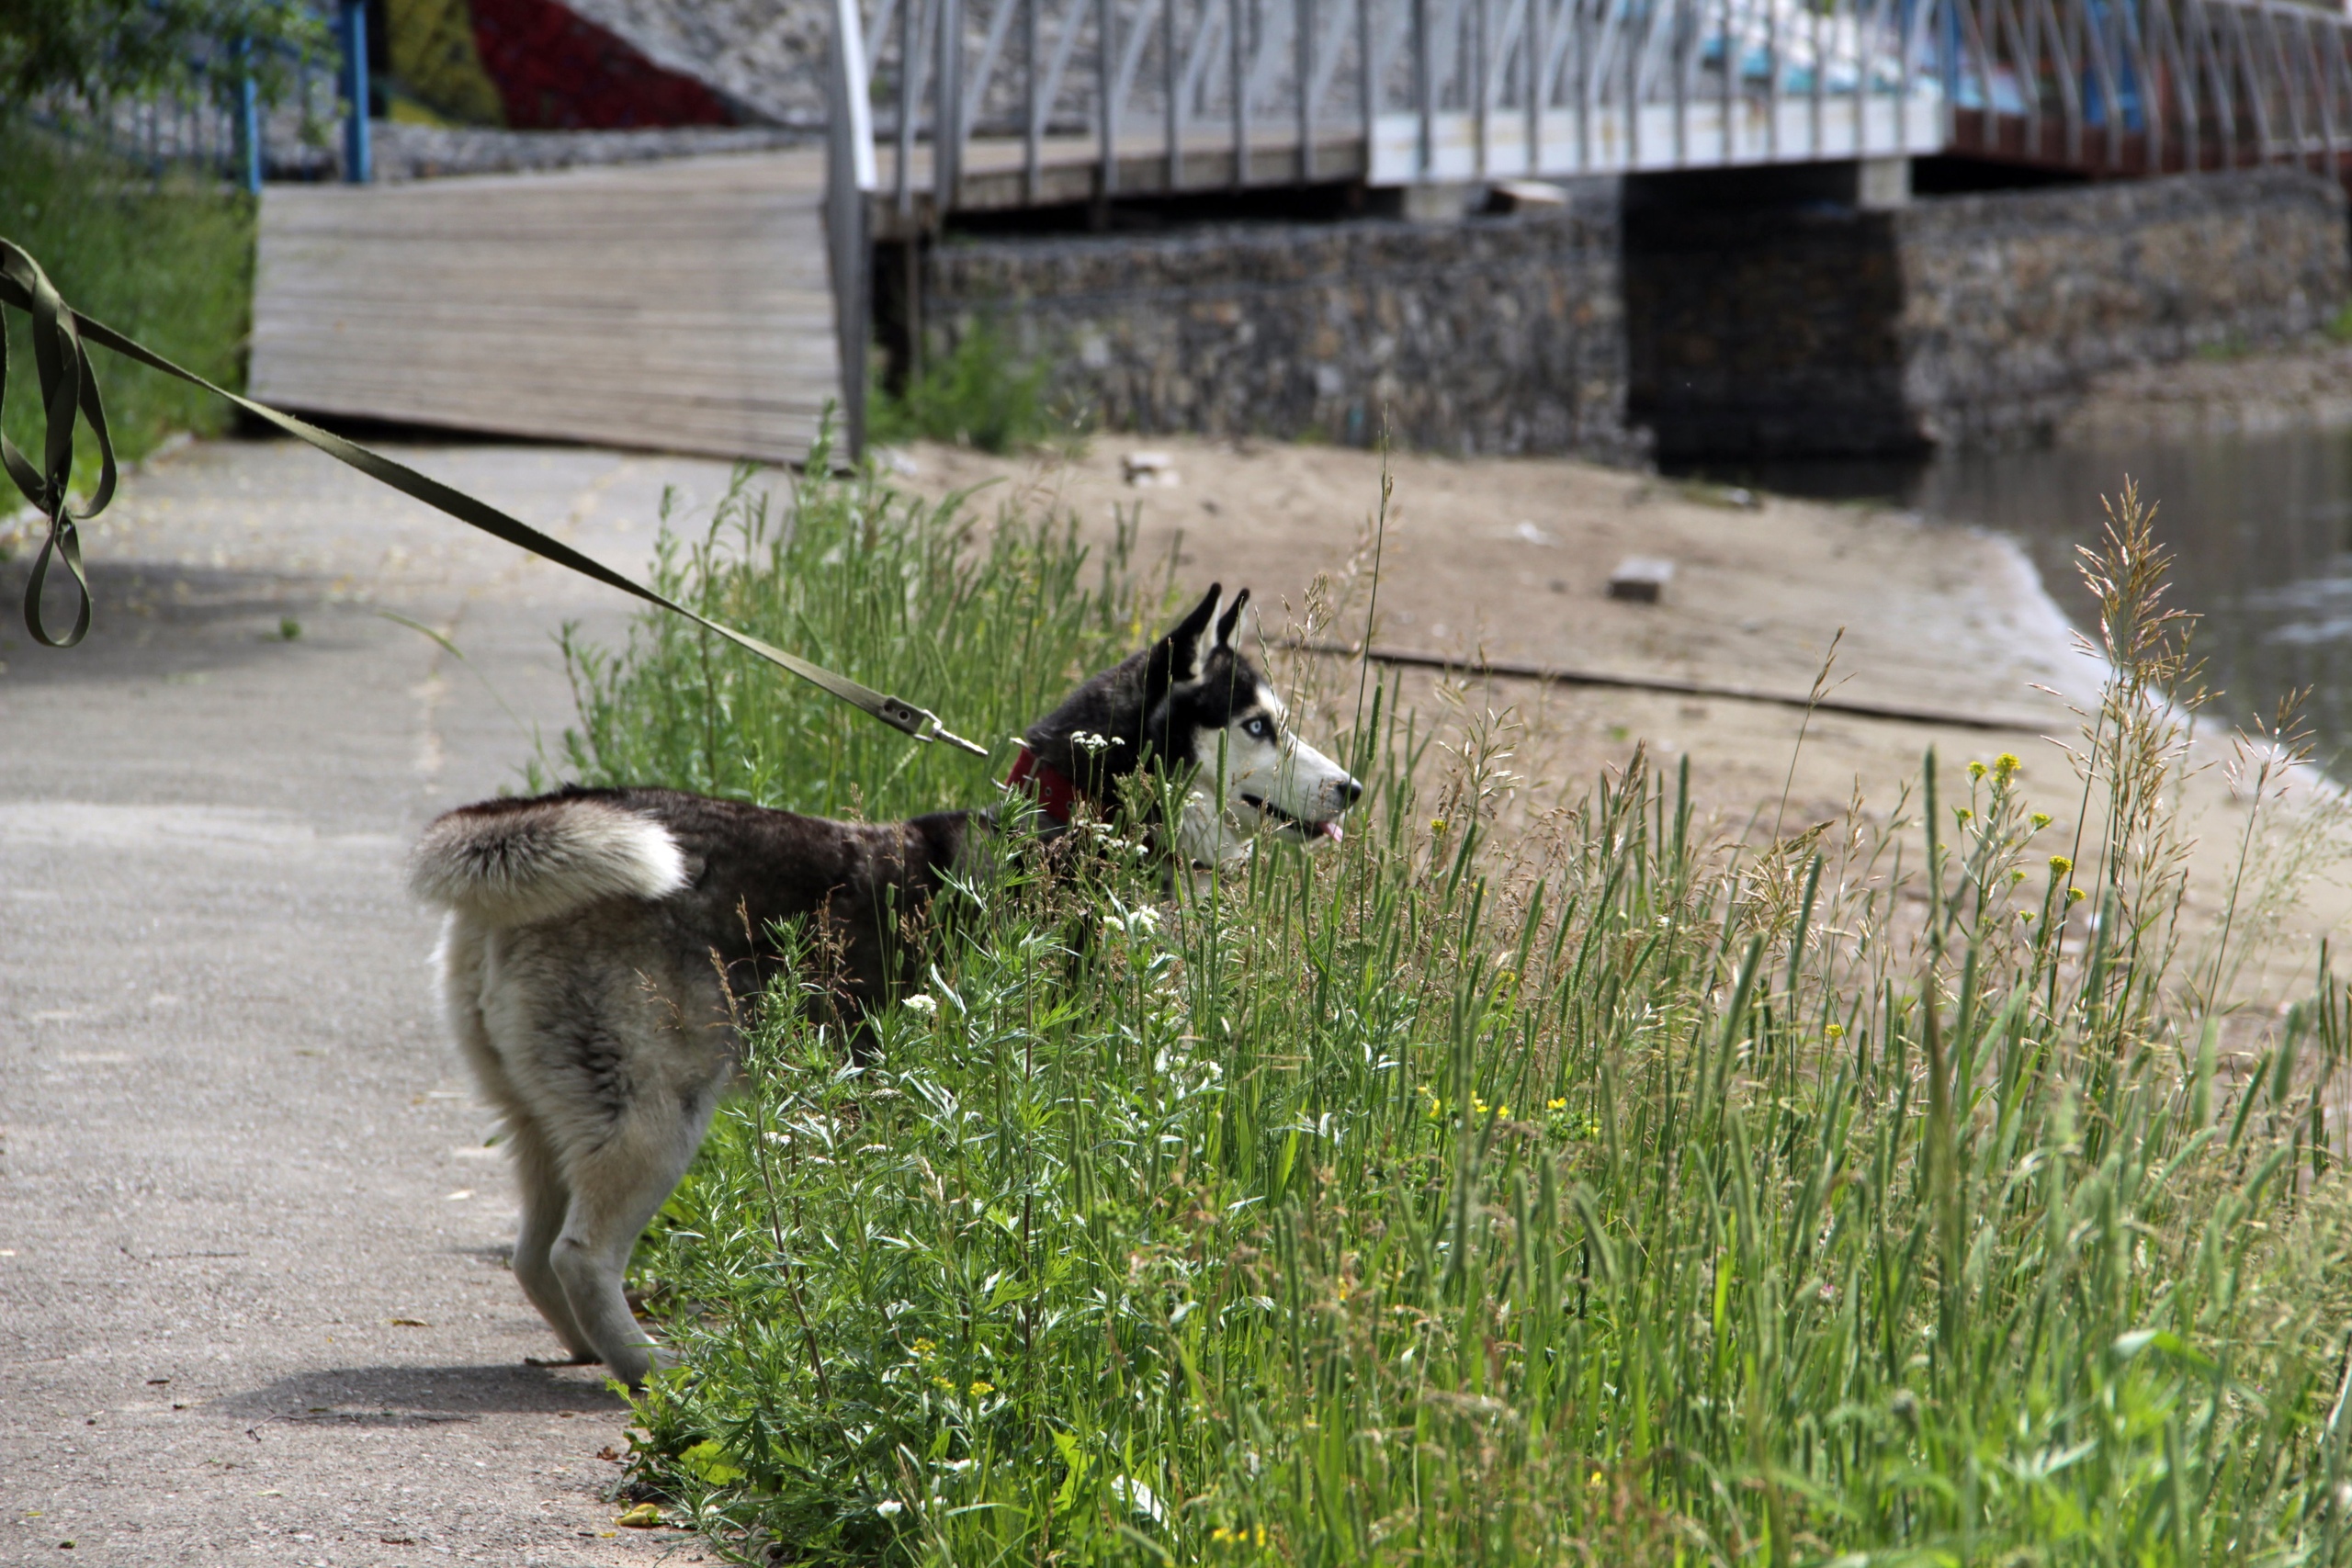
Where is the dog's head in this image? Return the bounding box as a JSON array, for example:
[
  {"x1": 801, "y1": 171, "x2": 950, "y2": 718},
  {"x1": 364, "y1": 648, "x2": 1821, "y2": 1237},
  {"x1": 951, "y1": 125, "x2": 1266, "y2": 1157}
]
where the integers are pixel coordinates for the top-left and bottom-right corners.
[
  {"x1": 1141, "y1": 585, "x2": 1362, "y2": 862},
  {"x1": 1023, "y1": 583, "x2": 1363, "y2": 861}
]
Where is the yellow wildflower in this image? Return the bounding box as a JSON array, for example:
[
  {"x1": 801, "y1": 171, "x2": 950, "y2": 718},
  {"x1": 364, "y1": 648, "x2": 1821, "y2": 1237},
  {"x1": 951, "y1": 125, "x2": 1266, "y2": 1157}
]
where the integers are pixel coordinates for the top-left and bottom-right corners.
[
  {"x1": 968, "y1": 1380, "x2": 995, "y2": 1398},
  {"x1": 1547, "y1": 1097, "x2": 1568, "y2": 1111},
  {"x1": 1967, "y1": 760, "x2": 1988, "y2": 781},
  {"x1": 2048, "y1": 854, "x2": 2073, "y2": 876},
  {"x1": 1826, "y1": 1022, "x2": 1845, "y2": 1040},
  {"x1": 1995, "y1": 752, "x2": 2021, "y2": 780},
  {"x1": 2030, "y1": 812, "x2": 2052, "y2": 830},
  {"x1": 2066, "y1": 886, "x2": 2086, "y2": 904}
]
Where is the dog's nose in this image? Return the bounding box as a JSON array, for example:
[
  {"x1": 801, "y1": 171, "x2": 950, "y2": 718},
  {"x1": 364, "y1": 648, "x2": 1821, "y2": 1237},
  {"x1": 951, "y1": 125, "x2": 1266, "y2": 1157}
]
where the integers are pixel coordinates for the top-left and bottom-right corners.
[{"x1": 1339, "y1": 776, "x2": 1364, "y2": 807}]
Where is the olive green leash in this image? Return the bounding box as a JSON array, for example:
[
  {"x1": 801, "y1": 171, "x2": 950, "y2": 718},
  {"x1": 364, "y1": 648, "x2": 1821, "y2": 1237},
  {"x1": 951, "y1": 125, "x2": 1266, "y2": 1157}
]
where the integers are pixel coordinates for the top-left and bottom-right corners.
[{"x1": 0, "y1": 239, "x2": 987, "y2": 757}]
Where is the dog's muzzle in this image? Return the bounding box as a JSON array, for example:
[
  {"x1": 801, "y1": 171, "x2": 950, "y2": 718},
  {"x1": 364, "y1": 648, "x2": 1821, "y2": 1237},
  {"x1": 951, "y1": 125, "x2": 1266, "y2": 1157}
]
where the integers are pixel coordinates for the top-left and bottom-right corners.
[{"x1": 1241, "y1": 779, "x2": 1361, "y2": 842}]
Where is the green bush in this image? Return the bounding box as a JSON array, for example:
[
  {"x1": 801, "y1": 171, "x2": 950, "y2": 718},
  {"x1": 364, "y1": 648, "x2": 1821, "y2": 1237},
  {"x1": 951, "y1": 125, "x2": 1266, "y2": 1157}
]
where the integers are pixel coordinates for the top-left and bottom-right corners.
[
  {"x1": 0, "y1": 126, "x2": 255, "y2": 488},
  {"x1": 558, "y1": 464, "x2": 2352, "y2": 1565},
  {"x1": 868, "y1": 319, "x2": 1059, "y2": 457}
]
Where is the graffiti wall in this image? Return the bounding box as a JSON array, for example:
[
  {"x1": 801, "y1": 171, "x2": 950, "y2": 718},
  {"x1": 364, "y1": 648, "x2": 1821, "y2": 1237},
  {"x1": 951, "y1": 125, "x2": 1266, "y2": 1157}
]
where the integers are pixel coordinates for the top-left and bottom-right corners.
[{"x1": 385, "y1": 0, "x2": 737, "y2": 129}]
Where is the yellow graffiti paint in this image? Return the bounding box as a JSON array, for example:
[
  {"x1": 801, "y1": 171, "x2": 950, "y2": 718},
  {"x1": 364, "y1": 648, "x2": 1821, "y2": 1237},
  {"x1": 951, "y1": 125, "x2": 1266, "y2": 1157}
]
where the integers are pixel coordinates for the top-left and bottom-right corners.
[{"x1": 387, "y1": 0, "x2": 505, "y2": 126}]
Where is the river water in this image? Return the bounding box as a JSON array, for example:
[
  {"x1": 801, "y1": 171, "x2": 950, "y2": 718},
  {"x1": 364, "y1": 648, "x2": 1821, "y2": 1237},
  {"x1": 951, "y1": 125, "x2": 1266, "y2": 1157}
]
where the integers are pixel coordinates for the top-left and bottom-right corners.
[{"x1": 1678, "y1": 423, "x2": 2352, "y2": 772}]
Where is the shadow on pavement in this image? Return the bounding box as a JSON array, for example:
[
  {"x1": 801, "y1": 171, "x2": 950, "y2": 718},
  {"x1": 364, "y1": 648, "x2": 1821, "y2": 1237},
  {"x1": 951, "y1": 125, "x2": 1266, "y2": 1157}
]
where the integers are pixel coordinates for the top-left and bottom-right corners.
[
  {"x1": 0, "y1": 558, "x2": 360, "y2": 686},
  {"x1": 213, "y1": 1360, "x2": 629, "y2": 1423}
]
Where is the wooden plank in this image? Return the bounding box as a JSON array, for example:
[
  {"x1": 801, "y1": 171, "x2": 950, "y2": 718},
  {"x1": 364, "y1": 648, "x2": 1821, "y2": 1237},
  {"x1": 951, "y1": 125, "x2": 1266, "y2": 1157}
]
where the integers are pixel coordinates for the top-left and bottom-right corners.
[{"x1": 251, "y1": 152, "x2": 842, "y2": 464}]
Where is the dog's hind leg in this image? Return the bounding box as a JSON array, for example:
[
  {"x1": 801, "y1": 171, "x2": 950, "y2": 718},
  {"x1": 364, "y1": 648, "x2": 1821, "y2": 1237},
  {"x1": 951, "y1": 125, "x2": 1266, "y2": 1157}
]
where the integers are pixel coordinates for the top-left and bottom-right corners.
[
  {"x1": 436, "y1": 918, "x2": 602, "y2": 1366},
  {"x1": 508, "y1": 1122, "x2": 598, "y2": 1366},
  {"x1": 547, "y1": 1082, "x2": 726, "y2": 1388}
]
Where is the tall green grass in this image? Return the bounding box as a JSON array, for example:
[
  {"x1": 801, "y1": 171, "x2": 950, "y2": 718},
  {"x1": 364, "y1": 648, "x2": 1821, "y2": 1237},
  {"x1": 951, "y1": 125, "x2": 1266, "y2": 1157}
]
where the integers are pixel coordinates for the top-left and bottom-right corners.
[
  {"x1": 559, "y1": 432, "x2": 1170, "y2": 810},
  {"x1": 0, "y1": 126, "x2": 255, "y2": 486},
  {"x1": 560, "y1": 459, "x2": 2352, "y2": 1565}
]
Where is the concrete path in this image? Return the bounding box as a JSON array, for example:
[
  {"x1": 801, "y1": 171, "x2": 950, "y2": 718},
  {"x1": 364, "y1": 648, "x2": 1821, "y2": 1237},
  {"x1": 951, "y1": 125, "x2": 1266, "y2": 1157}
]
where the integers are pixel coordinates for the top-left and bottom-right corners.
[{"x1": 0, "y1": 436, "x2": 753, "y2": 1566}]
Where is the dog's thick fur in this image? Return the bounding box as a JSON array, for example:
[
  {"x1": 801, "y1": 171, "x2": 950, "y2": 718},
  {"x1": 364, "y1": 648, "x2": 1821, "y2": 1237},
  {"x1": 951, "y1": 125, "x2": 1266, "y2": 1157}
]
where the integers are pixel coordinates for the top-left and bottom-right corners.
[{"x1": 409, "y1": 586, "x2": 1357, "y2": 1384}]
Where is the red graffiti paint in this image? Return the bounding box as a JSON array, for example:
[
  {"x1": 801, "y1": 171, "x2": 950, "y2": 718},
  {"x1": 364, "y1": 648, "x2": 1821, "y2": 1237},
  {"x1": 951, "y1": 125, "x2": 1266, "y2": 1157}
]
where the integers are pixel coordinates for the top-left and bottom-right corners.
[{"x1": 467, "y1": 0, "x2": 734, "y2": 129}]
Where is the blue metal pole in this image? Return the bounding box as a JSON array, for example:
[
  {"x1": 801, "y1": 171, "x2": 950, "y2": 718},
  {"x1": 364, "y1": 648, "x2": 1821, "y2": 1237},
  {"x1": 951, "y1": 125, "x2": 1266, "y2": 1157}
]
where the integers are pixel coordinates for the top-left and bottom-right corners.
[
  {"x1": 340, "y1": 0, "x2": 372, "y2": 184},
  {"x1": 237, "y1": 39, "x2": 264, "y2": 194}
]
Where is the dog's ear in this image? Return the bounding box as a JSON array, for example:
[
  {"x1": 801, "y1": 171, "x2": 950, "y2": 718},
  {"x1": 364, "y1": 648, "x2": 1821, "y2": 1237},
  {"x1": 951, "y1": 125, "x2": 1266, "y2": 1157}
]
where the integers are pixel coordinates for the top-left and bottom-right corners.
[
  {"x1": 1156, "y1": 583, "x2": 1223, "y2": 688},
  {"x1": 1213, "y1": 587, "x2": 1250, "y2": 651}
]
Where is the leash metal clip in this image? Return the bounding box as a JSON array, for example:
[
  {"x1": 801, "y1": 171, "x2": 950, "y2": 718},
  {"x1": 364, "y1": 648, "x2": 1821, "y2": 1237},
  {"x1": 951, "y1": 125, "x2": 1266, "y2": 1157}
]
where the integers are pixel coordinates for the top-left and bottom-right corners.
[{"x1": 908, "y1": 706, "x2": 990, "y2": 756}]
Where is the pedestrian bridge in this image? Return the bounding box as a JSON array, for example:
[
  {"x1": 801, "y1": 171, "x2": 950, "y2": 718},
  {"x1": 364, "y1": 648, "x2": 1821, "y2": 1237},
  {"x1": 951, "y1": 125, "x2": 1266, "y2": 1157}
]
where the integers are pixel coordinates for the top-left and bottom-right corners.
[{"x1": 249, "y1": 0, "x2": 2352, "y2": 464}]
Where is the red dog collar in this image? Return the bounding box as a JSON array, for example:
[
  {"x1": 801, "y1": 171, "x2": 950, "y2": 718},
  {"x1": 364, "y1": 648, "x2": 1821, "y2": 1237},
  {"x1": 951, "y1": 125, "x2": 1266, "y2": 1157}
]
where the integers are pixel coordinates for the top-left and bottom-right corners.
[{"x1": 1005, "y1": 745, "x2": 1080, "y2": 827}]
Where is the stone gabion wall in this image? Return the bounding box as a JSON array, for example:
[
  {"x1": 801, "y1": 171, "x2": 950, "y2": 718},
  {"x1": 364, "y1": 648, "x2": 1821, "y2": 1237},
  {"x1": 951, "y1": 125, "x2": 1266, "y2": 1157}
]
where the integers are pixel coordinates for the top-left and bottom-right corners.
[
  {"x1": 927, "y1": 165, "x2": 2347, "y2": 462},
  {"x1": 1896, "y1": 166, "x2": 2352, "y2": 447},
  {"x1": 922, "y1": 205, "x2": 1638, "y2": 460},
  {"x1": 1629, "y1": 165, "x2": 2352, "y2": 460}
]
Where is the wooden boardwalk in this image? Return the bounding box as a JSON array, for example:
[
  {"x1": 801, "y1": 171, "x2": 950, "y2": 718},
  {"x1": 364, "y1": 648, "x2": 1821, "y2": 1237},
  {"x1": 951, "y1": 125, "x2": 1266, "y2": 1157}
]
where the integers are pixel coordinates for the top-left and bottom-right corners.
[
  {"x1": 251, "y1": 152, "x2": 839, "y2": 464},
  {"x1": 245, "y1": 132, "x2": 1293, "y2": 459}
]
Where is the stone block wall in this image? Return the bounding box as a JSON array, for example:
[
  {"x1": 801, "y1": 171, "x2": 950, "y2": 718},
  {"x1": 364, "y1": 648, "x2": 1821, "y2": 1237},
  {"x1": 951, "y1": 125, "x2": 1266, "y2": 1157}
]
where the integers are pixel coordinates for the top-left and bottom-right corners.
[
  {"x1": 920, "y1": 203, "x2": 1637, "y2": 460},
  {"x1": 1629, "y1": 165, "x2": 2351, "y2": 459},
  {"x1": 1897, "y1": 167, "x2": 2351, "y2": 446},
  {"x1": 920, "y1": 165, "x2": 2348, "y2": 463}
]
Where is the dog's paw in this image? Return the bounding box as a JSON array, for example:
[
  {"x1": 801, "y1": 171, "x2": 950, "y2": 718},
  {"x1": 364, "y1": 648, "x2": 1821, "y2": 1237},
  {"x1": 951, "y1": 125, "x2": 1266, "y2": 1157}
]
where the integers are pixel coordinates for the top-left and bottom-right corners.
[{"x1": 525, "y1": 1351, "x2": 603, "y2": 1369}]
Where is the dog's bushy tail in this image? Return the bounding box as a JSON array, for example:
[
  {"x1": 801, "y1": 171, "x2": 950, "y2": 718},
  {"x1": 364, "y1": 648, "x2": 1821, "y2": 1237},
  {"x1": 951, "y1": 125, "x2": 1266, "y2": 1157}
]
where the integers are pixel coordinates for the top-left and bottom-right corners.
[{"x1": 409, "y1": 795, "x2": 686, "y2": 926}]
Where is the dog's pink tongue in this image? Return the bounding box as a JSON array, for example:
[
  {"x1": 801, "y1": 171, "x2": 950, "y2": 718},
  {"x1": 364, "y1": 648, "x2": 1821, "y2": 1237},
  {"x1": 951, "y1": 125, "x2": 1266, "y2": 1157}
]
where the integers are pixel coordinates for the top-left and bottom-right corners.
[{"x1": 1320, "y1": 821, "x2": 1344, "y2": 843}]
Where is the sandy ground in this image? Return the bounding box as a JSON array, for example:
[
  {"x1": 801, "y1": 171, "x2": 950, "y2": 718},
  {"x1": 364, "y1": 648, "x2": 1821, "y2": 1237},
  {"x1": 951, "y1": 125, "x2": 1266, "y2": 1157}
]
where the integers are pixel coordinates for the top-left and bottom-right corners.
[
  {"x1": 903, "y1": 434, "x2": 2352, "y2": 996},
  {"x1": 4, "y1": 428, "x2": 2346, "y2": 1564}
]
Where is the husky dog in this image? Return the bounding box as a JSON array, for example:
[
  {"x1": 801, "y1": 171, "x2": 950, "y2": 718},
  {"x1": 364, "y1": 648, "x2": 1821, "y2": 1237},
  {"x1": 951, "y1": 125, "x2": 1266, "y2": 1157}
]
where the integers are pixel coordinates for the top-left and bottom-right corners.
[{"x1": 409, "y1": 585, "x2": 1358, "y2": 1384}]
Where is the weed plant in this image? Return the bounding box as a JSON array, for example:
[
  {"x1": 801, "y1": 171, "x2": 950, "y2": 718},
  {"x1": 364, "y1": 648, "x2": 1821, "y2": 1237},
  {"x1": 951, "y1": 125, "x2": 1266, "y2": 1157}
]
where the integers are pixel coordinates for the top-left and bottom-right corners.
[
  {"x1": 868, "y1": 321, "x2": 1061, "y2": 457},
  {"x1": 560, "y1": 459, "x2": 2352, "y2": 1565},
  {"x1": 0, "y1": 126, "x2": 254, "y2": 486}
]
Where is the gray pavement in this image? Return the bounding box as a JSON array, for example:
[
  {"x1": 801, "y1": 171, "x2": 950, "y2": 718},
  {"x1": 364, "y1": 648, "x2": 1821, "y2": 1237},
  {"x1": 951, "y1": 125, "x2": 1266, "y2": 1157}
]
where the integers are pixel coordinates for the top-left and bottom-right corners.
[{"x1": 0, "y1": 436, "x2": 760, "y2": 1566}]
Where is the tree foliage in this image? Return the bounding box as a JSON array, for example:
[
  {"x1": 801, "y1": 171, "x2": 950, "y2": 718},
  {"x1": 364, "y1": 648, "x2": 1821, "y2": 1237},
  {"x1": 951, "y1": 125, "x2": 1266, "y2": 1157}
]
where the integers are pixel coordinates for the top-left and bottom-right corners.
[{"x1": 0, "y1": 0, "x2": 327, "y2": 106}]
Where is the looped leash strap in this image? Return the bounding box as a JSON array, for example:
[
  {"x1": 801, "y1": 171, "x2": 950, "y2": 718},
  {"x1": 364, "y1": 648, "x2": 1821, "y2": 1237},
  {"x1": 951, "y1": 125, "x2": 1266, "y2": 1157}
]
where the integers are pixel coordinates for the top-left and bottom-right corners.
[
  {"x1": 0, "y1": 239, "x2": 986, "y2": 755},
  {"x1": 0, "y1": 243, "x2": 116, "y2": 648}
]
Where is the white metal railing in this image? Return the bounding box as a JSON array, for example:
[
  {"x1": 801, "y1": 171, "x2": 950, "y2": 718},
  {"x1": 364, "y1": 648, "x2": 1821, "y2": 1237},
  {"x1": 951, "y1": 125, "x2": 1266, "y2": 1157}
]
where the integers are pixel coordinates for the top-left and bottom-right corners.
[
  {"x1": 840, "y1": 0, "x2": 2352, "y2": 210},
  {"x1": 829, "y1": 0, "x2": 881, "y2": 457},
  {"x1": 859, "y1": 0, "x2": 1945, "y2": 209}
]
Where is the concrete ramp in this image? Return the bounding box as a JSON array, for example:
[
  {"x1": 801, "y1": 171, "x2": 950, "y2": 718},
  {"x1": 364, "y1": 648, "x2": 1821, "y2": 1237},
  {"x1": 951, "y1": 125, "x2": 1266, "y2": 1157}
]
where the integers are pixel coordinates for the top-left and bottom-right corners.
[{"x1": 250, "y1": 152, "x2": 840, "y2": 463}]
